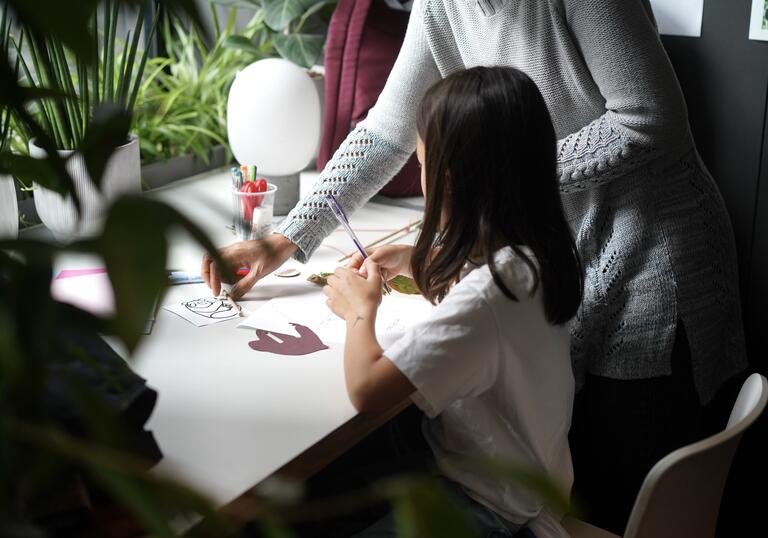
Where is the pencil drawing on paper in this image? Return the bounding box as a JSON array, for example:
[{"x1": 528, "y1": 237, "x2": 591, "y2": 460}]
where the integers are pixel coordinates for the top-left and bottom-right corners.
[{"x1": 183, "y1": 297, "x2": 238, "y2": 320}]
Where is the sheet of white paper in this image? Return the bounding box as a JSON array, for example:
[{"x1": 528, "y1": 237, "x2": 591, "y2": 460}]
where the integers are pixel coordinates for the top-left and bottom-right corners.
[
  {"x1": 51, "y1": 272, "x2": 115, "y2": 317},
  {"x1": 237, "y1": 300, "x2": 297, "y2": 335},
  {"x1": 749, "y1": 0, "x2": 768, "y2": 41},
  {"x1": 650, "y1": 0, "x2": 703, "y2": 37},
  {"x1": 240, "y1": 291, "x2": 434, "y2": 348},
  {"x1": 164, "y1": 297, "x2": 242, "y2": 327}
]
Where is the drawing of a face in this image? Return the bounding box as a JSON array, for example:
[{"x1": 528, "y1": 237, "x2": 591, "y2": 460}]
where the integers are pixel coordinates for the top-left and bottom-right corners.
[{"x1": 183, "y1": 298, "x2": 236, "y2": 319}]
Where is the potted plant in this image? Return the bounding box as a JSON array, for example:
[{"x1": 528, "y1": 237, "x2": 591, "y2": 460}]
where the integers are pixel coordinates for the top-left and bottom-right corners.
[
  {"x1": 13, "y1": 0, "x2": 155, "y2": 240},
  {"x1": 0, "y1": 118, "x2": 17, "y2": 238},
  {"x1": 135, "y1": 7, "x2": 263, "y2": 187},
  {"x1": 0, "y1": 4, "x2": 18, "y2": 239},
  {"x1": 219, "y1": 0, "x2": 336, "y2": 69}
]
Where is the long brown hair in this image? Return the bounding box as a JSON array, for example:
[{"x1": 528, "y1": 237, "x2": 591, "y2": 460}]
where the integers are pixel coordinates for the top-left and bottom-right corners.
[{"x1": 412, "y1": 66, "x2": 582, "y2": 325}]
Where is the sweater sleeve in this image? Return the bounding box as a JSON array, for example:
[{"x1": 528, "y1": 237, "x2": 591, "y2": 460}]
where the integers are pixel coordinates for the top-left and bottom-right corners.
[
  {"x1": 556, "y1": 0, "x2": 689, "y2": 193},
  {"x1": 276, "y1": 0, "x2": 440, "y2": 262}
]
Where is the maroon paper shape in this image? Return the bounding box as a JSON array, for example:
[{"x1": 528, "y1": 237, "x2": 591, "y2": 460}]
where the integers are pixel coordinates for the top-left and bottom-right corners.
[{"x1": 248, "y1": 324, "x2": 329, "y2": 356}]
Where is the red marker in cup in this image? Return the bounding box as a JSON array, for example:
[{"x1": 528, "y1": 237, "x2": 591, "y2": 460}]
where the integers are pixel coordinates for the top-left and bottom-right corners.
[{"x1": 239, "y1": 177, "x2": 268, "y2": 221}]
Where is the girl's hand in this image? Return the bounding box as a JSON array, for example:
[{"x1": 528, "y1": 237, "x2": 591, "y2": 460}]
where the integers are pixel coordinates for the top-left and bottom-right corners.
[
  {"x1": 346, "y1": 244, "x2": 414, "y2": 279},
  {"x1": 324, "y1": 260, "x2": 384, "y2": 322}
]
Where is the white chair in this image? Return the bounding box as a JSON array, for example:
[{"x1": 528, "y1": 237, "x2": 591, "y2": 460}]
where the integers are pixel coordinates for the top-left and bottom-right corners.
[{"x1": 563, "y1": 373, "x2": 767, "y2": 538}]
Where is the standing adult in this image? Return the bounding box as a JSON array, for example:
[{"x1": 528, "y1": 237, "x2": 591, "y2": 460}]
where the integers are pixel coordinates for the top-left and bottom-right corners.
[{"x1": 203, "y1": 0, "x2": 747, "y2": 532}]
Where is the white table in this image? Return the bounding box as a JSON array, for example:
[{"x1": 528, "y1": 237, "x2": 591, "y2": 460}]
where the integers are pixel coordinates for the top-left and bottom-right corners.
[{"x1": 24, "y1": 168, "x2": 425, "y2": 525}]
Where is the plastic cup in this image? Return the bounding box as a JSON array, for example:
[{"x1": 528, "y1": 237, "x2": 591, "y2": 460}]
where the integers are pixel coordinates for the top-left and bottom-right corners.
[{"x1": 231, "y1": 183, "x2": 277, "y2": 240}]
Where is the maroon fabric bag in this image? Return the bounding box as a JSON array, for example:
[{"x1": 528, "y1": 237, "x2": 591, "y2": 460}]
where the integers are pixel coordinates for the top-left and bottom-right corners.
[{"x1": 318, "y1": 0, "x2": 422, "y2": 197}]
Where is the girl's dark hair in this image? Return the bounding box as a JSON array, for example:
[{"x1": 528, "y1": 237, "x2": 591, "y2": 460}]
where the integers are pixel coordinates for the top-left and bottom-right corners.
[{"x1": 413, "y1": 66, "x2": 583, "y2": 325}]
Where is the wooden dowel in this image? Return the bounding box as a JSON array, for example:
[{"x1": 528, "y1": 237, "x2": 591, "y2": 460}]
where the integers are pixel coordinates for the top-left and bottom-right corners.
[{"x1": 337, "y1": 219, "x2": 423, "y2": 262}]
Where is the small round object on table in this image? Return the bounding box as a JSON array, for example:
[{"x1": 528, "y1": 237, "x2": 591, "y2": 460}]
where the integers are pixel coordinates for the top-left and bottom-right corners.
[{"x1": 276, "y1": 268, "x2": 301, "y2": 278}]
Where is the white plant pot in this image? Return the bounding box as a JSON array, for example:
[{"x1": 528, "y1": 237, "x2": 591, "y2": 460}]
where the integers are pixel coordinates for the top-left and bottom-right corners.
[
  {"x1": 0, "y1": 174, "x2": 19, "y2": 239},
  {"x1": 30, "y1": 134, "x2": 141, "y2": 241}
]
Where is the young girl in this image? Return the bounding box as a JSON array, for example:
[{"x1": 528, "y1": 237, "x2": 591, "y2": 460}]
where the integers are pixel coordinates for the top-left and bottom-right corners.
[{"x1": 323, "y1": 66, "x2": 583, "y2": 537}]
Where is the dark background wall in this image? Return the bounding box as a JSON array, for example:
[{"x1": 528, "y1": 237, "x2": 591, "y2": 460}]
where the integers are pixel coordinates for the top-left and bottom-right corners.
[
  {"x1": 660, "y1": 1, "x2": 766, "y2": 534},
  {"x1": 662, "y1": 0, "x2": 766, "y2": 373}
]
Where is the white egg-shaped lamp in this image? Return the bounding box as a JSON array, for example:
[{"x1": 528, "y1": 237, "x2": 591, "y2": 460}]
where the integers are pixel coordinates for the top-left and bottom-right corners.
[{"x1": 227, "y1": 59, "x2": 322, "y2": 215}]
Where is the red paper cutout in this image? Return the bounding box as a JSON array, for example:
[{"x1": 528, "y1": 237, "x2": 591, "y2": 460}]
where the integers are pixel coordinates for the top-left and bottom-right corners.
[{"x1": 248, "y1": 324, "x2": 329, "y2": 356}]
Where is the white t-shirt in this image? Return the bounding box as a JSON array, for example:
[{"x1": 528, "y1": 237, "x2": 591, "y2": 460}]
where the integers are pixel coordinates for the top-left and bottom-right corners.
[{"x1": 384, "y1": 247, "x2": 574, "y2": 527}]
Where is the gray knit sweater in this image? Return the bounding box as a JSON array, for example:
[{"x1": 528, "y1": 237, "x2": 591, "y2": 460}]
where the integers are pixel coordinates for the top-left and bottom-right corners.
[{"x1": 276, "y1": 0, "x2": 747, "y2": 403}]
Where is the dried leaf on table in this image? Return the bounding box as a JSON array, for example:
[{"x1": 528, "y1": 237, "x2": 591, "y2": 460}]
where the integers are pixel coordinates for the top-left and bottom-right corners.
[
  {"x1": 307, "y1": 272, "x2": 333, "y2": 286},
  {"x1": 387, "y1": 275, "x2": 420, "y2": 295}
]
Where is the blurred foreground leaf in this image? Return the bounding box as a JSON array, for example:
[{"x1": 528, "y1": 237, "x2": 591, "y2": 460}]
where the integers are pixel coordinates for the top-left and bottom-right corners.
[
  {"x1": 0, "y1": 153, "x2": 62, "y2": 194},
  {"x1": 9, "y1": 420, "x2": 237, "y2": 537},
  {"x1": 77, "y1": 196, "x2": 229, "y2": 353},
  {"x1": 380, "y1": 476, "x2": 477, "y2": 538},
  {"x1": 447, "y1": 456, "x2": 573, "y2": 517},
  {"x1": 79, "y1": 106, "x2": 132, "y2": 193}
]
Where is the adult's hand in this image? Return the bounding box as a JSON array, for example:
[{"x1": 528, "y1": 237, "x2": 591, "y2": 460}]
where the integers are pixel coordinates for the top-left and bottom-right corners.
[
  {"x1": 346, "y1": 244, "x2": 414, "y2": 279},
  {"x1": 201, "y1": 233, "x2": 298, "y2": 299}
]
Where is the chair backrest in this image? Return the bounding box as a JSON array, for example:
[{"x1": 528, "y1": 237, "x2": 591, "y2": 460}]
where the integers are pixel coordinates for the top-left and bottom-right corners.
[{"x1": 623, "y1": 373, "x2": 767, "y2": 538}]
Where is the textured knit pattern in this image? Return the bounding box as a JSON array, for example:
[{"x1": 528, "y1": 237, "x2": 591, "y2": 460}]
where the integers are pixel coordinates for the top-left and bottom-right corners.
[
  {"x1": 277, "y1": 0, "x2": 747, "y2": 403},
  {"x1": 278, "y1": 126, "x2": 411, "y2": 258}
]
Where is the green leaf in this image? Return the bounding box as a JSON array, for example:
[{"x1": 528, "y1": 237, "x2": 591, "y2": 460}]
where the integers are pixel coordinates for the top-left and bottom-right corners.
[
  {"x1": 223, "y1": 34, "x2": 264, "y2": 55},
  {"x1": 262, "y1": 0, "x2": 317, "y2": 31},
  {"x1": 78, "y1": 105, "x2": 132, "y2": 193},
  {"x1": 8, "y1": 421, "x2": 235, "y2": 537},
  {"x1": 260, "y1": 518, "x2": 299, "y2": 538},
  {"x1": 212, "y1": 0, "x2": 262, "y2": 7},
  {"x1": 387, "y1": 275, "x2": 420, "y2": 295},
  {"x1": 16, "y1": 86, "x2": 73, "y2": 104},
  {"x1": 0, "y1": 153, "x2": 65, "y2": 194},
  {"x1": 7, "y1": 0, "x2": 100, "y2": 60},
  {"x1": 272, "y1": 33, "x2": 324, "y2": 68},
  {"x1": 385, "y1": 476, "x2": 478, "y2": 538},
  {"x1": 446, "y1": 455, "x2": 573, "y2": 516},
  {"x1": 96, "y1": 197, "x2": 228, "y2": 352},
  {"x1": 97, "y1": 197, "x2": 169, "y2": 353},
  {"x1": 127, "y1": 7, "x2": 161, "y2": 113},
  {"x1": 293, "y1": 1, "x2": 329, "y2": 33}
]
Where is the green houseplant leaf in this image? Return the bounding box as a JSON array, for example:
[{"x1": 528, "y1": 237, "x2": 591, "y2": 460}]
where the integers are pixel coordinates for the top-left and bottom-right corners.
[
  {"x1": 262, "y1": 0, "x2": 318, "y2": 31},
  {"x1": 134, "y1": 7, "x2": 265, "y2": 165},
  {"x1": 5, "y1": 0, "x2": 207, "y2": 61},
  {"x1": 7, "y1": 0, "x2": 101, "y2": 60},
  {"x1": 272, "y1": 32, "x2": 324, "y2": 68},
  {"x1": 216, "y1": 0, "x2": 335, "y2": 70},
  {"x1": 214, "y1": 0, "x2": 262, "y2": 7},
  {"x1": 0, "y1": 153, "x2": 62, "y2": 194},
  {"x1": 224, "y1": 34, "x2": 266, "y2": 55},
  {"x1": 13, "y1": 0, "x2": 160, "y2": 152}
]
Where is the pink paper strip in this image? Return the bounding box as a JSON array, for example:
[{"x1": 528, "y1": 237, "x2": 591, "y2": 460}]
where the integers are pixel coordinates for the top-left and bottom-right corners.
[{"x1": 55, "y1": 268, "x2": 107, "y2": 280}]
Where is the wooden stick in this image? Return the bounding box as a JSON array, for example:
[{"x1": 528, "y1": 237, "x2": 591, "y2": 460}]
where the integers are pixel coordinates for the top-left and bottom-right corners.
[{"x1": 337, "y1": 219, "x2": 423, "y2": 263}]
